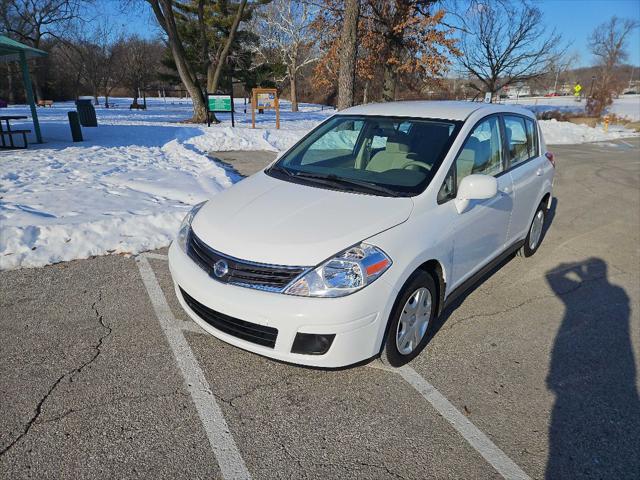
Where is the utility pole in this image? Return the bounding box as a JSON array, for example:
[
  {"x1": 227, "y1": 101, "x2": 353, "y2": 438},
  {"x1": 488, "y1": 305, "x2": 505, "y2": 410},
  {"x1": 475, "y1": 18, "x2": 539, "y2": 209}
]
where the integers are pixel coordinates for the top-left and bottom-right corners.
[
  {"x1": 588, "y1": 75, "x2": 596, "y2": 97},
  {"x1": 553, "y1": 68, "x2": 560, "y2": 94}
]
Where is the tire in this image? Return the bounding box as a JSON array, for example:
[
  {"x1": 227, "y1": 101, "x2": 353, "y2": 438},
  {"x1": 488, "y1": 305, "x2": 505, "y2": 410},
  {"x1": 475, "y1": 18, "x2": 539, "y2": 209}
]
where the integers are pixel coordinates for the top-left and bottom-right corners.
[
  {"x1": 520, "y1": 200, "x2": 547, "y2": 257},
  {"x1": 381, "y1": 270, "x2": 438, "y2": 367}
]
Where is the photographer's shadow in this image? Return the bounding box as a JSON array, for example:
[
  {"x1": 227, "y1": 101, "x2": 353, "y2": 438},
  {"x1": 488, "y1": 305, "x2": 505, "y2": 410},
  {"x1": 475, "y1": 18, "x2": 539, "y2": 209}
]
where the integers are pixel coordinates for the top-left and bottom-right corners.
[{"x1": 545, "y1": 258, "x2": 639, "y2": 478}]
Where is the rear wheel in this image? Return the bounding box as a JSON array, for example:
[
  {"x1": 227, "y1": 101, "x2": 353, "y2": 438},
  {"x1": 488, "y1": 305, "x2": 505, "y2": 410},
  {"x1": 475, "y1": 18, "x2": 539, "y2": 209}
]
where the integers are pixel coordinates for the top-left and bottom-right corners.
[
  {"x1": 381, "y1": 271, "x2": 437, "y2": 367},
  {"x1": 521, "y1": 201, "x2": 547, "y2": 257}
]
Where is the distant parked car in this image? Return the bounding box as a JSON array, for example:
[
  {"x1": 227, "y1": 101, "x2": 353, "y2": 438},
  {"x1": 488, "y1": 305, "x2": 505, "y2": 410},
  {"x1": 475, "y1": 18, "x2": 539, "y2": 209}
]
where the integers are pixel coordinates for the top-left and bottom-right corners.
[
  {"x1": 0, "y1": 99, "x2": 7, "y2": 108},
  {"x1": 169, "y1": 101, "x2": 555, "y2": 368}
]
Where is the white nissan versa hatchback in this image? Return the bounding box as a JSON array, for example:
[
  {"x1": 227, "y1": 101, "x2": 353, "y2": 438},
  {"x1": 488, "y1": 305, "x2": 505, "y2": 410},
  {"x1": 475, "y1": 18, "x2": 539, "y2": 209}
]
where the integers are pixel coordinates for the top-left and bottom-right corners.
[{"x1": 168, "y1": 101, "x2": 555, "y2": 368}]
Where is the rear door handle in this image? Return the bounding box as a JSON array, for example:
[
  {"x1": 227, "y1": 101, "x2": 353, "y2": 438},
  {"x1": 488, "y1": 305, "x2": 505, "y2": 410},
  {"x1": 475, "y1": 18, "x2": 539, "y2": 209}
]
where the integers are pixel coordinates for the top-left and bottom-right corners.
[{"x1": 536, "y1": 168, "x2": 544, "y2": 176}]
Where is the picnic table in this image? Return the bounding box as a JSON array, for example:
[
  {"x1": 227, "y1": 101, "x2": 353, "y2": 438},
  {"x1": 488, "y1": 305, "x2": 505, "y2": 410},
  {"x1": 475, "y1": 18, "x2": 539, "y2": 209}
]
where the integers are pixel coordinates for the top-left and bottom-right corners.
[{"x1": 0, "y1": 115, "x2": 30, "y2": 149}]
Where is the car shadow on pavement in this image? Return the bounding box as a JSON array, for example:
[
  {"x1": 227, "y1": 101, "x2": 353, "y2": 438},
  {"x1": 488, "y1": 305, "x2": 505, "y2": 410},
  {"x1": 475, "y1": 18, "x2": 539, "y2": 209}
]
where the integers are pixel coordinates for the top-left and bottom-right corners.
[{"x1": 544, "y1": 258, "x2": 639, "y2": 479}]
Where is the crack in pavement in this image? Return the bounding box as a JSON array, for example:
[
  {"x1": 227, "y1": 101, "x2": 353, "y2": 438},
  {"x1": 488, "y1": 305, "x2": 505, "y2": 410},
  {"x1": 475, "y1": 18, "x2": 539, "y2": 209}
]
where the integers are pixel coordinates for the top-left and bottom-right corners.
[
  {"x1": 440, "y1": 268, "x2": 624, "y2": 333},
  {"x1": 213, "y1": 373, "x2": 304, "y2": 409},
  {"x1": 36, "y1": 389, "x2": 189, "y2": 426},
  {"x1": 271, "y1": 429, "x2": 409, "y2": 480},
  {"x1": 0, "y1": 291, "x2": 113, "y2": 458}
]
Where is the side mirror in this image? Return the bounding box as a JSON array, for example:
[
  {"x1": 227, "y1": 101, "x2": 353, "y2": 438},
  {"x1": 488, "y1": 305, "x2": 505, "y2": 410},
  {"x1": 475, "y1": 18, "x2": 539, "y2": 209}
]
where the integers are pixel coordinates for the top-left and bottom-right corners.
[{"x1": 454, "y1": 174, "x2": 498, "y2": 214}]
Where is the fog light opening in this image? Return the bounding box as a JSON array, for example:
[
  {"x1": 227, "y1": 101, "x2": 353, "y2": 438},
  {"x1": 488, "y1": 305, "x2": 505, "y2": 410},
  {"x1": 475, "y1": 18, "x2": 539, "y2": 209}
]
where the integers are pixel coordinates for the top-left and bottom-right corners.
[{"x1": 291, "y1": 333, "x2": 335, "y2": 355}]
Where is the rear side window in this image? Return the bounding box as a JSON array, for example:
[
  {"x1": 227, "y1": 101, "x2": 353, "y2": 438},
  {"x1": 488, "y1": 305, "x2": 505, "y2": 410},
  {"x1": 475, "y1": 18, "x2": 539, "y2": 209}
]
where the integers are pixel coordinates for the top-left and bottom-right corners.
[
  {"x1": 525, "y1": 118, "x2": 539, "y2": 158},
  {"x1": 504, "y1": 116, "x2": 529, "y2": 165},
  {"x1": 504, "y1": 115, "x2": 538, "y2": 166}
]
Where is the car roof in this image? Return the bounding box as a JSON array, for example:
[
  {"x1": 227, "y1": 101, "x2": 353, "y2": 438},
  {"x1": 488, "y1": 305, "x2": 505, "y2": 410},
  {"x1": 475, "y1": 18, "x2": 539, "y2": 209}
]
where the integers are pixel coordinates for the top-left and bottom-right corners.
[{"x1": 336, "y1": 100, "x2": 535, "y2": 121}]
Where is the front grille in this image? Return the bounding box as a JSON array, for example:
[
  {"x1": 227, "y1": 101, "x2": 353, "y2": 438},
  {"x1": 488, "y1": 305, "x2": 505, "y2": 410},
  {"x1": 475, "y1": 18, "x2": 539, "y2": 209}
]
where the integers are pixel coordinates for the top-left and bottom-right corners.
[
  {"x1": 180, "y1": 288, "x2": 278, "y2": 348},
  {"x1": 186, "y1": 230, "x2": 307, "y2": 292}
]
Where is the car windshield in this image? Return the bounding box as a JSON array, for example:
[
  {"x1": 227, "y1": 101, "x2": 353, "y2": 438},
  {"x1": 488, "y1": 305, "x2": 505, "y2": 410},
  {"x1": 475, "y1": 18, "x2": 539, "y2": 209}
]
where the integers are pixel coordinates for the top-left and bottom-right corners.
[{"x1": 267, "y1": 115, "x2": 462, "y2": 197}]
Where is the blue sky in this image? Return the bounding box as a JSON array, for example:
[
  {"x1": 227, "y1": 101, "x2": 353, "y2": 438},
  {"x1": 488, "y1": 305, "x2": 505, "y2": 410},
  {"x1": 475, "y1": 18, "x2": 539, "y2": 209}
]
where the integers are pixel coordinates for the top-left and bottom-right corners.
[{"x1": 89, "y1": 0, "x2": 640, "y2": 67}]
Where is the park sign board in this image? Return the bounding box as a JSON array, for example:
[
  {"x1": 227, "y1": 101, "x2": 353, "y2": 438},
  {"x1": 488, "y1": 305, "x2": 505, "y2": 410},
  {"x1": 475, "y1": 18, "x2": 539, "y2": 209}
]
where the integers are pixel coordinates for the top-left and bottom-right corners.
[
  {"x1": 206, "y1": 92, "x2": 235, "y2": 127},
  {"x1": 208, "y1": 94, "x2": 232, "y2": 112},
  {"x1": 251, "y1": 88, "x2": 280, "y2": 129}
]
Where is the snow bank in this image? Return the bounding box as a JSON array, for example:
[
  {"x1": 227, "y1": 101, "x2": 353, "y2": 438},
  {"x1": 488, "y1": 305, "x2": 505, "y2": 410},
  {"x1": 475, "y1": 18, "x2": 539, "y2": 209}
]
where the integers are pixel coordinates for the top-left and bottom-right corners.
[
  {"x1": 539, "y1": 119, "x2": 637, "y2": 145},
  {"x1": 0, "y1": 98, "x2": 332, "y2": 270},
  {"x1": 506, "y1": 94, "x2": 640, "y2": 122}
]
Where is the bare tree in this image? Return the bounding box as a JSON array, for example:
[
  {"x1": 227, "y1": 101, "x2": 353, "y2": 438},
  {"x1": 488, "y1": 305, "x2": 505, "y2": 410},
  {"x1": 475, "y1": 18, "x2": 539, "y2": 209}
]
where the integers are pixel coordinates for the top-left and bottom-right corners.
[
  {"x1": 587, "y1": 16, "x2": 639, "y2": 116},
  {"x1": 252, "y1": 0, "x2": 319, "y2": 111},
  {"x1": 121, "y1": 36, "x2": 162, "y2": 107},
  {"x1": 1, "y1": 0, "x2": 89, "y2": 100},
  {"x1": 102, "y1": 39, "x2": 126, "y2": 108},
  {"x1": 336, "y1": 0, "x2": 360, "y2": 110},
  {"x1": 457, "y1": 0, "x2": 563, "y2": 99}
]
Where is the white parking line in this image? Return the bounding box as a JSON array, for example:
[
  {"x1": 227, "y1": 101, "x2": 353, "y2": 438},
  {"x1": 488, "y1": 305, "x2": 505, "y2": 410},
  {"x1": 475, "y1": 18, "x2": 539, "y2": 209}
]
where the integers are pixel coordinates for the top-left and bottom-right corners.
[
  {"x1": 136, "y1": 255, "x2": 251, "y2": 480},
  {"x1": 398, "y1": 366, "x2": 531, "y2": 480}
]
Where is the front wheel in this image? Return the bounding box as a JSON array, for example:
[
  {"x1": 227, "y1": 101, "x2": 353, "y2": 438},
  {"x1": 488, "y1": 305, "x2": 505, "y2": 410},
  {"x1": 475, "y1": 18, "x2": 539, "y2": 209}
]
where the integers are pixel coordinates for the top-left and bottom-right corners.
[
  {"x1": 520, "y1": 201, "x2": 547, "y2": 257},
  {"x1": 381, "y1": 271, "x2": 437, "y2": 367}
]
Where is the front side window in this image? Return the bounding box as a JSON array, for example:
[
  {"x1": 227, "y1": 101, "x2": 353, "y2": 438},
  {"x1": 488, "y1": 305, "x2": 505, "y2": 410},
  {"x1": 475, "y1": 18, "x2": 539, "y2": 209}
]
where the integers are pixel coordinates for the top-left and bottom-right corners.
[
  {"x1": 438, "y1": 116, "x2": 504, "y2": 203},
  {"x1": 456, "y1": 116, "x2": 503, "y2": 184},
  {"x1": 268, "y1": 115, "x2": 461, "y2": 197}
]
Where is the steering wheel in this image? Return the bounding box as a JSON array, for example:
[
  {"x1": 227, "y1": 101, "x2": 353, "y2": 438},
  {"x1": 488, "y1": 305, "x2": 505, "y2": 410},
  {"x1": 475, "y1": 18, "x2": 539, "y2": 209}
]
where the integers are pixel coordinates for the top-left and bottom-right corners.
[{"x1": 400, "y1": 160, "x2": 431, "y2": 173}]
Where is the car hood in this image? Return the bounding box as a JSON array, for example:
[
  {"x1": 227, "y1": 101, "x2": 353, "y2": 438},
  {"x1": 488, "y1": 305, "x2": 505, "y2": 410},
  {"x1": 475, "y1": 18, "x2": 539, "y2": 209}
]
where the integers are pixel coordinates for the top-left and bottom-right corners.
[{"x1": 190, "y1": 172, "x2": 413, "y2": 266}]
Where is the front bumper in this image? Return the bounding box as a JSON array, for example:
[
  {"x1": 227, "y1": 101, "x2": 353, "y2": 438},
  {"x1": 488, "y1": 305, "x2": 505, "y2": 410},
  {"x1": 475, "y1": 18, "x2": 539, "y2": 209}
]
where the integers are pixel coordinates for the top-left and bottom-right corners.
[{"x1": 168, "y1": 241, "x2": 398, "y2": 368}]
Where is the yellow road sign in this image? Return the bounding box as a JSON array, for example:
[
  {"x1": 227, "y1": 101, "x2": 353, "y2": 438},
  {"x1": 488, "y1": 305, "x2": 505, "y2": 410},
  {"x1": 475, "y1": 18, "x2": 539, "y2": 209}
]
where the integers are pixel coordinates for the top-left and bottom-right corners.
[{"x1": 573, "y1": 84, "x2": 582, "y2": 97}]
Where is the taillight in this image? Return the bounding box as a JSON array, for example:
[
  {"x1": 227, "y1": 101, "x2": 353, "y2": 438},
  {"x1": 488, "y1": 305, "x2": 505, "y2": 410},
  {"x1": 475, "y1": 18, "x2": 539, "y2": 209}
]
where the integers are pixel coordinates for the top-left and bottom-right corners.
[{"x1": 545, "y1": 151, "x2": 555, "y2": 168}]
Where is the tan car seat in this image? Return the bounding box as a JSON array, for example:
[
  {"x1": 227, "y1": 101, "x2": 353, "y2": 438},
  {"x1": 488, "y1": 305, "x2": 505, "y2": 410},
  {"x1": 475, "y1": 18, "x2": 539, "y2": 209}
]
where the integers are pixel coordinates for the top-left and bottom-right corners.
[{"x1": 366, "y1": 138, "x2": 412, "y2": 173}]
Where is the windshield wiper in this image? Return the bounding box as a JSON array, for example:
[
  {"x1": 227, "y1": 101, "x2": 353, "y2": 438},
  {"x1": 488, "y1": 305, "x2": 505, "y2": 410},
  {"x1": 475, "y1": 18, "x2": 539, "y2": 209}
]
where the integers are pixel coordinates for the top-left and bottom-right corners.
[
  {"x1": 292, "y1": 171, "x2": 401, "y2": 197},
  {"x1": 268, "y1": 165, "x2": 295, "y2": 177}
]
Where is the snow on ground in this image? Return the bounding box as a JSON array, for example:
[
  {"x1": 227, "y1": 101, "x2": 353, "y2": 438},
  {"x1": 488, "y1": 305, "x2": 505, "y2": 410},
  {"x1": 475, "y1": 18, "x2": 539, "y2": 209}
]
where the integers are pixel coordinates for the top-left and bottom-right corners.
[
  {"x1": 0, "y1": 96, "x2": 637, "y2": 270},
  {"x1": 505, "y1": 94, "x2": 640, "y2": 121},
  {"x1": 539, "y1": 118, "x2": 638, "y2": 144},
  {"x1": 0, "y1": 98, "x2": 333, "y2": 270}
]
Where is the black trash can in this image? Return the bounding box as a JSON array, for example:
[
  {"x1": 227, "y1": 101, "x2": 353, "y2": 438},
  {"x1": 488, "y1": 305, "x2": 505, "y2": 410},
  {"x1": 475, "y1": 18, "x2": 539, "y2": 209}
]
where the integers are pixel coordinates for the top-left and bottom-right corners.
[{"x1": 75, "y1": 99, "x2": 98, "y2": 127}]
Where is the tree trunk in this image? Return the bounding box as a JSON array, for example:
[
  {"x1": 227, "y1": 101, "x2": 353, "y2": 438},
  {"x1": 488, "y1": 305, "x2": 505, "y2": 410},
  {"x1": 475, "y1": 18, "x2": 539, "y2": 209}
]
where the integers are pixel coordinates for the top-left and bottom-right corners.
[
  {"x1": 289, "y1": 66, "x2": 299, "y2": 112},
  {"x1": 31, "y1": 70, "x2": 43, "y2": 102},
  {"x1": 207, "y1": 0, "x2": 248, "y2": 93},
  {"x1": 382, "y1": 62, "x2": 396, "y2": 102},
  {"x1": 362, "y1": 80, "x2": 369, "y2": 104},
  {"x1": 7, "y1": 64, "x2": 15, "y2": 104},
  {"x1": 150, "y1": 0, "x2": 208, "y2": 122},
  {"x1": 337, "y1": 0, "x2": 360, "y2": 110}
]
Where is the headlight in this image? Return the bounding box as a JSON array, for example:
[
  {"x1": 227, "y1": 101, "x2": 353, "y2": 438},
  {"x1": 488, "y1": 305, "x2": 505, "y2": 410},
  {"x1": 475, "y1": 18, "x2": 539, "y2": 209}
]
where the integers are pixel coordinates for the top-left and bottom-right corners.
[
  {"x1": 284, "y1": 243, "x2": 391, "y2": 298},
  {"x1": 176, "y1": 201, "x2": 206, "y2": 252}
]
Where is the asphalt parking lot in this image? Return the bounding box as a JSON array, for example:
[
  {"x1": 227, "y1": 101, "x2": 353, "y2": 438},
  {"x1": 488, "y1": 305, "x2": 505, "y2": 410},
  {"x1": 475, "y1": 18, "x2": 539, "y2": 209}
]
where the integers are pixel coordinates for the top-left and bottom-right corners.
[{"x1": 1, "y1": 138, "x2": 639, "y2": 480}]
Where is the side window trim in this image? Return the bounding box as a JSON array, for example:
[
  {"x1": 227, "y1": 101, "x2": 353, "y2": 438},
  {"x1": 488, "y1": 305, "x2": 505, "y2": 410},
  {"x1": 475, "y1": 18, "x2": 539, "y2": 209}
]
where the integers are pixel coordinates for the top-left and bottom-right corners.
[{"x1": 437, "y1": 113, "x2": 506, "y2": 205}]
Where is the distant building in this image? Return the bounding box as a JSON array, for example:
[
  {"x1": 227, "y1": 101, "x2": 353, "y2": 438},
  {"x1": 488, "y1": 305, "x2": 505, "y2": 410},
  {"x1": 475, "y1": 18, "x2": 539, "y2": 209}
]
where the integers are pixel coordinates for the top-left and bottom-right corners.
[{"x1": 503, "y1": 84, "x2": 531, "y2": 99}]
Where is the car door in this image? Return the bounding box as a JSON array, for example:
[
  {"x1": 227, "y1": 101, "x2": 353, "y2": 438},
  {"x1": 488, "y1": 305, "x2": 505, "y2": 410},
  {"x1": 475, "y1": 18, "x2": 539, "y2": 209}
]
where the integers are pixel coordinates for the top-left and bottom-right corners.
[
  {"x1": 504, "y1": 115, "x2": 547, "y2": 241},
  {"x1": 438, "y1": 115, "x2": 514, "y2": 289}
]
